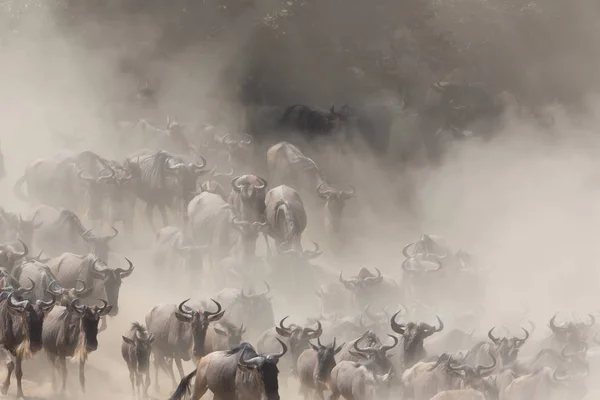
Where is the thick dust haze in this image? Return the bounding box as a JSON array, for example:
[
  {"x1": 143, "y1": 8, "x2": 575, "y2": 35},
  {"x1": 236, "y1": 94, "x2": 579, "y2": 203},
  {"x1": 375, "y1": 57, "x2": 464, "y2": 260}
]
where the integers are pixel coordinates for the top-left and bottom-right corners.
[{"x1": 2, "y1": 0, "x2": 600, "y2": 399}]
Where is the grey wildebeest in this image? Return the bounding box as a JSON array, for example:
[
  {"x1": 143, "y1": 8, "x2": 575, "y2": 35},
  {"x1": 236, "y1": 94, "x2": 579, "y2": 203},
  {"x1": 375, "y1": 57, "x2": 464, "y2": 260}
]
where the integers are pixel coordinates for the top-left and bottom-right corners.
[
  {"x1": 0, "y1": 287, "x2": 56, "y2": 398},
  {"x1": 32, "y1": 207, "x2": 118, "y2": 262},
  {"x1": 13, "y1": 259, "x2": 58, "y2": 302},
  {"x1": 13, "y1": 154, "x2": 83, "y2": 211},
  {"x1": 42, "y1": 298, "x2": 112, "y2": 393},
  {"x1": 168, "y1": 340, "x2": 288, "y2": 400},
  {"x1": 390, "y1": 311, "x2": 445, "y2": 369},
  {"x1": 203, "y1": 320, "x2": 246, "y2": 354},
  {"x1": 339, "y1": 267, "x2": 399, "y2": 310},
  {"x1": 328, "y1": 359, "x2": 393, "y2": 400},
  {"x1": 0, "y1": 240, "x2": 29, "y2": 274},
  {"x1": 48, "y1": 253, "x2": 133, "y2": 319},
  {"x1": 463, "y1": 327, "x2": 530, "y2": 371},
  {"x1": 264, "y1": 185, "x2": 322, "y2": 257},
  {"x1": 502, "y1": 366, "x2": 588, "y2": 400},
  {"x1": 297, "y1": 337, "x2": 344, "y2": 400},
  {"x1": 401, "y1": 353, "x2": 465, "y2": 400},
  {"x1": 145, "y1": 299, "x2": 224, "y2": 390},
  {"x1": 211, "y1": 283, "x2": 275, "y2": 342},
  {"x1": 257, "y1": 316, "x2": 323, "y2": 377},
  {"x1": 125, "y1": 149, "x2": 209, "y2": 229},
  {"x1": 229, "y1": 174, "x2": 269, "y2": 248},
  {"x1": 0, "y1": 208, "x2": 42, "y2": 248},
  {"x1": 340, "y1": 332, "x2": 399, "y2": 375},
  {"x1": 152, "y1": 226, "x2": 207, "y2": 276},
  {"x1": 545, "y1": 313, "x2": 595, "y2": 352},
  {"x1": 122, "y1": 322, "x2": 155, "y2": 399}
]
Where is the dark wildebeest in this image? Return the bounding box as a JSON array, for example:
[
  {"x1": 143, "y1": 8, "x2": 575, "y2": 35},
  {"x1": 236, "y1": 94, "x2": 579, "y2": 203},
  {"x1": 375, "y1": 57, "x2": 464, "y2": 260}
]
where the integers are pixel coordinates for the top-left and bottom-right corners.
[
  {"x1": 297, "y1": 337, "x2": 344, "y2": 400},
  {"x1": 42, "y1": 298, "x2": 112, "y2": 393},
  {"x1": 126, "y1": 150, "x2": 209, "y2": 229},
  {"x1": 204, "y1": 320, "x2": 246, "y2": 354},
  {"x1": 168, "y1": 340, "x2": 288, "y2": 400},
  {"x1": 545, "y1": 313, "x2": 595, "y2": 353},
  {"x1": 264, "y1": 185, "x2": 321, "y2": 257},
  {"x1": 145, "y1": 299, "x2": 224, "y2": 390},
  {"x1": 328, "y1": 359, "x2": 393, "y2": 400},
  {"x1": 99, "y1": 159, "x2": 135, "y2": 233},
  {"x1": 151, "y1": 226, "x2": 207, "y2": 276},
  {"x1": 257, "y1": 317, "x2": 323, "y2": 378},
  {"x1": 32, "y1": 207, "x2": 118, "y2": 262},
  {"x1": 463, "y1": 327, "x2": 530, "y2": 371},
  {"x1": 229, "y1": 174, "x2": 268, "y2": 227},
  {"x1": 390, "y1": 311, "x2": 445, "y2": 369},
  {"x1": 122, "y1": 322, "x2": 155, "y2": 399},
  {"x1": 13, "y1": 154, "x2": 83, "y2": 211},
  {"x1": 211, "y1": 284, "x2": 275, "y2": 342},
  {"x1": 48, "y1": 253, "x2": 134, "y2": 319},
  {"x1": 279, "y1": 104, "x2": 350, "y2": 139},
  {"x1": 0, "y1": 286, "x2": 56, "y2": 398}
]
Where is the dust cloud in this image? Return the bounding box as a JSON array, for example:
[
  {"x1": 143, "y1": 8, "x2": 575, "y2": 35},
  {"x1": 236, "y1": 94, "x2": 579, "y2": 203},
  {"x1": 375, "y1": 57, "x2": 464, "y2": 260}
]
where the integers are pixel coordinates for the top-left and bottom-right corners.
[{"x1": 1, "y1": 0, "x2": 600, "y2": 399}]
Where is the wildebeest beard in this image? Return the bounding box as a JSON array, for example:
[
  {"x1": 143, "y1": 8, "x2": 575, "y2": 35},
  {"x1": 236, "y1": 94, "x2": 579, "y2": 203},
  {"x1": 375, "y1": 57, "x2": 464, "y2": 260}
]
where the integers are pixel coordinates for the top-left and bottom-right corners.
[{"x1": 257, "y1": 363, "x2": 280, "y2": 400}]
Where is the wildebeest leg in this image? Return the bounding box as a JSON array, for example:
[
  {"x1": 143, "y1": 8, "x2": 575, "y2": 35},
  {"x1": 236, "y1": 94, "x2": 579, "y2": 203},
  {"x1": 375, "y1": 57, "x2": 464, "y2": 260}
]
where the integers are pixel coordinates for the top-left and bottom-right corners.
[
  {"x1": 15, "y1": 355, "x2": 24, "y2": 399},
  {"x1": 327, "y1": 389, "x2": 341, "y2": 400},
  {"x1": 174, "y1": 357, "x2": 185, "y2": 381},
  {"x1": 127, "y1": 365, "x2": 135, "y2": 394},
  {"x1": 1, "y1": 357, "x2": 13, "y2": 395},
  {"x1": 157, "y1": 204, "x2": 169, "y2": 228},
  {"x1": 60, "y1": 356, "x2": 68, "y2": 393},
  {"x1": 263, "y1": 233, "x2": 272, "y2": 257},
  {"x1": 153, "y1": 353, "x2": 161, "y2": 393},
  {"x1": 166, "y1": 357, "x2": 177, "y2": 387},
  {"x1": 47, "y1": 353, "x2": 58, "y2": 390},
  {"x1": 144, "y1": 371, "x2": 151, "y2": 399},
  {"x1": 79, "y1": 360, "x2": 86, "y2": 393},
  {"x1": 145, "y1": 203, "x2": 156, "y2": 231}
]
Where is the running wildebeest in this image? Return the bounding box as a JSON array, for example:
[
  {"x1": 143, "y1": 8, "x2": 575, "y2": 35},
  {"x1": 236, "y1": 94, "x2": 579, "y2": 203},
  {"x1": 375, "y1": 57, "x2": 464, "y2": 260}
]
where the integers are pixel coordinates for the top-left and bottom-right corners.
[
  {"x1": 168, "y1": 340, "x2": 288, "y2": 400},
  {"x1": 122, "y1": 322, "x2": 155, "y2": 399},
  {"x1": 0, "y1": 286, "x2": 56, "y2": 398},
  {"x1": 297, "y1": 337, "x2": 344, "y2": 400},
  {"x1": 42, "y1": 298, "x2": 112, "y2": 393},
  {"x1": 390, "y1": 311, "x2": 445, "y2": 369},
  {"x1": 145, "y1": 299, "x2": 224, "y2": 390},
  {"x1": 279, "y1": 104, "x2": 350, "y2": 138}
]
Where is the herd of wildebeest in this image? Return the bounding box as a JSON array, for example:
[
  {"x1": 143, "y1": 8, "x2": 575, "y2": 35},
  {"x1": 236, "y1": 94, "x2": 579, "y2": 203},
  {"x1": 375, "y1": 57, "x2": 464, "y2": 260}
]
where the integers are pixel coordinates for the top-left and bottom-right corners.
[{"x1": 0, "y1": 109, "x2": 595, "y2": 400}]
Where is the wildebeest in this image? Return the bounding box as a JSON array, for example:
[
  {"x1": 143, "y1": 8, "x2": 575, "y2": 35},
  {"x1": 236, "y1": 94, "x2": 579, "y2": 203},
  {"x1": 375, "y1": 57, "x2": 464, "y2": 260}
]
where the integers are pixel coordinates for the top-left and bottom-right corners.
[
  {"x1": 341, "y1": 332, "x2": 399, "y2": 375},
  {"x1": 32, "y1": 208, "x2": 118, "y2": 262},
  {"x1": 152, "y1": 226, "x2": 207, "y2": 276},
  {"x1": 0, "y1": 240, "x2": 29, "y2": 273},
  {"x1": 13, "y1": 154, "x2": 83, "y2": 211},
  {"x1": 0, "y1": 208, "x2": 42, "y2": 247},
  {"x1": 204, "y1": 320, "x2": 246, "y2": 354},
  {"x1": 328, "y1": 359, "x2": 393, "y2": 400},
  {"x1": 264, "y1": 185, "x2": 321, "y2": 257},
  {"x1": 46, "y1": 279, "x2": 92, "y2": 306},
  {"x1": 125, "y1": 149, "x2": 209, "y2": 229},
  {"x1": 168, "y1": 340, "x2": 288, "y2": 400},
  {"x1": 279, "y1": 104, "x2": 350, "y2": 138},
  {"x1": 145, "y1": 299, "x2": 224, "y2": 389},
  {"x1": 229, "y1": 174, "x2": 268, "y2": 224},
  {"x1": 401, "y1": 353, "x2": 465, "y2": 400},
  {"x1": 339, "y1": 267, "x2": 399, "y2": 310},
  {"x1": 464, "y1": 327, "x2": 530, "y2": 370},
  {"x1": 502, "y1": 366, "x2": 588, "y2": 400},
  {"x1": 122, "y1": 322, "x2": 155, "y2": 399},
  {"x1": 0, "y1": 287, "x2": 56, "y2": 398},
  {"x1": 13, "y1": 259, "x2": 57, "y2": 302},
  {"x1": 257, "y1": 317, "x2": 323, "y2": 377},
  {"x1": 48, "y1": 253, "x2": 134, "y2": 318},
  {"x1": 42, "y1": 298, "x2": 111, "y2": 393},
  {"x1": 212, "y1": 284, "x2": 275, "y2": 342},
  {"x1": 297, "y1": 337, "x2": 344, "y2": 400},
  {"x1": 545, "y1": 313, "x2": 595, "y2": 352},
  {"x1": 390, "y1": 311, "x2": 445, "y2": 369}
]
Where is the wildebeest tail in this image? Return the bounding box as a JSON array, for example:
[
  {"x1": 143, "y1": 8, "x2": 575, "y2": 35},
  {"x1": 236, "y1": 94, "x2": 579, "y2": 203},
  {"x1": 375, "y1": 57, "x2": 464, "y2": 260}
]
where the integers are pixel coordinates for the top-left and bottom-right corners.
[
  {"x1": 13, "y1": 175, "x2": 29, "y2": 202},
  {"x1": 169, "y1": 369, "x2": 197, "y2": 400}
]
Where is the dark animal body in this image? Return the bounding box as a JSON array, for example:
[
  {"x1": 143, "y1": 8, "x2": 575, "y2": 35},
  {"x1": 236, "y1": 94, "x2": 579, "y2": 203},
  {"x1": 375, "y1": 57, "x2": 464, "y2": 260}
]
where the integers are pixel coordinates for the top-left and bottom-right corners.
[{"x1": 122, "y1": 322, "x2": 155, "y2": 398}]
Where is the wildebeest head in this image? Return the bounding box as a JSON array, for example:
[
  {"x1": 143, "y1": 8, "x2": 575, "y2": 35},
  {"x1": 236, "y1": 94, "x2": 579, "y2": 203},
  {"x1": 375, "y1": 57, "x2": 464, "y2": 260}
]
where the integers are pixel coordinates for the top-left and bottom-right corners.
[
  {"x1": 47, "y1": 280, "x2": 93, "y2": 306},
  {"x1": 15, "y1": 212, "x2": 43, "y2": 247},
  {"x1": 316, "y1": 183, "x2": 355, "y2": 233},
  {"x1": 81, "y1": 227, "x2": 119, "y2": 262},
  {"x1": 309, "y1": 337, "x2": 344, "y2": 383},
  {"x1": 488, "y1": 327, "x2": 529, "y2": 364},
  {"x1": 6, "y1": 287, "x2": 56, "y2": 354},
  {"x1": 403, "y1": 234, "x2": 450, "y2": 259},
  {"x1": 231, "y1": 174, "x2": 268, "y2": 220},
  {"x1": 175, "y1": 298, "x2": 225, "y2": 358},
  {"x1": 122, "y1": 322, "x2": 154, "y2": 373},
  {"x1": 214, "y1": 320, "x2": 246, "y2": 349},
  {"x1": 163, "y1": 152, "x2": 210, "y2": 206},
  {"x1": 401, "y1": 256, "x2": 443, "y2": 274},
  {"x1": 237, "y1": 339, "x2": 287, "y2": 400},
  {"x1": 68, "y1": 298, "x2": 112, "y2": 353},
  {"x1": 89, "y1": 257, "x2": 134, "y2": 316},
  {"x1": 350, "y1": 331, "x2": 399, "y2": 375},
  {"x1": 549, "y1": 314, "x2": 595, "y2": 351},
  {"x1": 339, "y1": 267, "x2": 384, "y2": 291},
  {"x1": 276, "y1": 316, "x2": 323, "y2": 362},
  {"x1": 446, "y1": 351, "x2": 498, "y2": 397},
  {"x1": 77, "y1": 166, "x2": 117, "y2": 186},
  {"x1": 390, "y1": 312, "x2": 444, "y2": 367},
  {"x1": 0, "y1": 240, "x2": 29, "y2": 272}
]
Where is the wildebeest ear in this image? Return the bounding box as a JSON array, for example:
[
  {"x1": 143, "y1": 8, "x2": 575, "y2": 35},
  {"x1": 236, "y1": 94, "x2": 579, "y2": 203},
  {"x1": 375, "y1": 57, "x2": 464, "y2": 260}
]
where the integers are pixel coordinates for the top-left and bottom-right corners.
[
  {"x1": 122, "y1": 336, "x2": 135, "y2": 345},
  {"x1": 276, "y1": 327, "x2": 291, "y2": 337},
  {"x1": 214, "y1": 327, "x2": 228, "y2": 336}
]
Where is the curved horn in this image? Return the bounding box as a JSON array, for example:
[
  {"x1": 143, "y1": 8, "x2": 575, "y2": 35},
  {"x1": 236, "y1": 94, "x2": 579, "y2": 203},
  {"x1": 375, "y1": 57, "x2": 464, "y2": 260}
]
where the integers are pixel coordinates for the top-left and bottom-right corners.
[
  {"x1": 74, "y1": 280, "x2": 89, "y2": 296},
  {"x1": 340, "y1": 185, "x2": 356, "y2": 199},
  {"x1": 549, "y1": 314, "x2": 568, "y2": 332},
  {"x1": 255, "y1": 177, "x2": 267, "y2": 190},
  {"x1": 77, "y1": 169, "x2": 96, "y2": 183},
  {"x1": 191, "y1": 155, "x2": 207, "y2": 171},
  {"x1": 231, "y1": 176, "x2": 244, "y2": 192},
  {"x1": 353, "y1": 332, "x2": 378, "y2": 355},
  {"x1": 259, "y1": 281, "x2": 271, "y2": 297},
  {"x1": 363, "y1": 268, "x2": 383, "y2": 284},
  {"x1": 47, "y1": 280, "x2": 65, "y2": 296},
  {"x1": 303, "y1": 241, "x2": 322, "y2": 259},
  {"x1": 584, "y1": 314, "x2": 596, "y2": 327},
  {"x1": 37, "y1": 290, "x2": 57, "y2": 310},
  {"x1": 488, "y1": 327, "x2": 501, "y2": 345},
  {"x1": 106, "y1": 226, "x2": 119, "y2": 241},
  {"x1": 380, "y1": 334, "x2": 399, "y2": 353},
  {"x1": 516, "y1": 327, "x2": 530, "y2": 345},
  {"x1": 270, "y1": 338, "x2": 288, "y2": 360},
  {"x1": 17, "y1": 278, "x2": 35, "y2": 296},
  {"x1": 390, "y1": 311, "x2": 405, "y2": 334},
  {"x1": 306, "y1": 320, "x2": 323, "y2": 338},
  {"x1": 204, "y1": 299, "x2": 223, "y2": 319},
  {"x1": 96, "y1": 299, "x2": 110, "y2": 315},
  {"x1": 433, "y1": 316, "x2": 444, "y2": 332},
  {"x1": 115, "y1": 258, "x2": 134, "y2": 278},
  {"x1": 213, "y1": 166, "x2": 235, "y2": 177},
  {"x1": 98, "y1": 167, "x2": 116, "y2": 183},
  {"x1": 475, "y1": 353, "x2": 497, "y2": 376},
  {"x1": 279, "y1": 316, "x2": 293, "y2": 334},
  {"x1": 339, "y1": 272, "x2": 355, "y2": 290},
  {"x1": 240, "y1": 134, "x2": 253, "y2": 146},
  {"x1": 402, "y1": 243, "x2": 415, "y2": 258},
  {"x1": 178, "y1": 299, "x2": 194, "y2": 317},
  {"x1": 7, "y1": 292, "x2": 28, "y2": 312}
]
